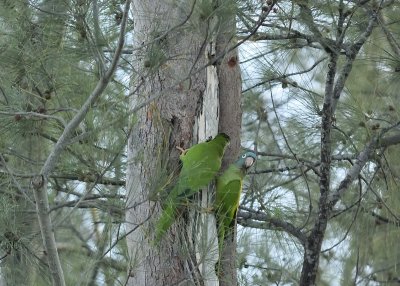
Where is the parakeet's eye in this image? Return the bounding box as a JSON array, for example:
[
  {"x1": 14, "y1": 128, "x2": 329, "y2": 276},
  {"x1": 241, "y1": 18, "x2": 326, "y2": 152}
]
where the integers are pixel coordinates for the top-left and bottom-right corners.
[{"x1": 241, "y1": 154, "x2": 247, "y2": 158}]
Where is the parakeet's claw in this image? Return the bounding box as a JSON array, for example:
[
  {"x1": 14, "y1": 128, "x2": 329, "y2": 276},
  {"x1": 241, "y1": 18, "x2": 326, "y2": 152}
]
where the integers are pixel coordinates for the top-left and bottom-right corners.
[
  {"x1": 215, "y1": 261, "x2": 223, "y2": 278},
  {"x1": 202, "y1": 206, "x2": 215, "y2": 213},
  {"x1": 176, "y1": 146, "x2": 187, "y2": 155}
]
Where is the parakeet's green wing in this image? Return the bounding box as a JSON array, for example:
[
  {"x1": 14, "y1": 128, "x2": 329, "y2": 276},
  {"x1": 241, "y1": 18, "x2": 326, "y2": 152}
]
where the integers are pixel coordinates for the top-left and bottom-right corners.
[
  {"x1": 178, "y1": 134, "x2": 229, "y2": 191},
  {"x1": 215, "y1": 179, "x2": 242, "y2": 250},
  {"x1": 154, "y1": 133, "x2": 230, "y2": 243}
]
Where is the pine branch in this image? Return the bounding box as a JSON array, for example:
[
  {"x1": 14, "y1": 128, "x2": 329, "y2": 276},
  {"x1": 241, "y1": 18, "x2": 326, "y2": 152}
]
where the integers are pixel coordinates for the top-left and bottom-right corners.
[
  {"x1": 31, "y1": 1, "x2": 131, "y2": 285},
  {"x1": 296, "y1": 2, "x2": 337, "y2": 53},
  {"x1": 242, "y1": 57, "x2": 328, "y2": 93}
]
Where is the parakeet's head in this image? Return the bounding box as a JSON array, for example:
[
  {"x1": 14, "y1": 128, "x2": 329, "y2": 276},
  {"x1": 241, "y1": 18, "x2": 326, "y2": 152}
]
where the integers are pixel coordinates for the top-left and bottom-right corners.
[
  {"x1": 215, "y1": 133, "x2": 230, "y2": 144},
  {"x1": 235, "y1": 151, "x2": 257, "y2": 171}
]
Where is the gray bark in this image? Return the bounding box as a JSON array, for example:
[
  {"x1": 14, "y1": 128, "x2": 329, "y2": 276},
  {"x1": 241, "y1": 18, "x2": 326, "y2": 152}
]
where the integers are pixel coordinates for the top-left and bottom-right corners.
[
  {"x1": 215, "y1": 2, "x2": 242, "y2": 285},
  {"x1": 126, "y1": 1, "x2": 212, "y2": 285},
  {"x1": 299, "y1": 6, "x2": 379, "y2": 285}
]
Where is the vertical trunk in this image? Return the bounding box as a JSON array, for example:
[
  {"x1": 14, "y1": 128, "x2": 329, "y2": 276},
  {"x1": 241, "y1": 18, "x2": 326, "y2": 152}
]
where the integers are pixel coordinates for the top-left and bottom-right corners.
[
  {"x1": 127, "y1": 1, "x2": 214, "y2": 285},
  {"x1": 215, "y1": 2, "x2": 242, "y2": 286},
  {"x1": 216, "y1": 3, "x2": 242, "y2": 166},
  {"x1": 126, "y1": 1, "x2": 242, "y2": 285},
  {"x1": 299, "y1": 53, "x2": 337, "y2": 286}
]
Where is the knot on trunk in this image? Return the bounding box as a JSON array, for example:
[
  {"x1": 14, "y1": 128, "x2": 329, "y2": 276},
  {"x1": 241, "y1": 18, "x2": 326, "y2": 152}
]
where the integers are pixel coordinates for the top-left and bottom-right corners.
[{"x1": 32, "y1": 175, "x2": 45, "y2": 190}]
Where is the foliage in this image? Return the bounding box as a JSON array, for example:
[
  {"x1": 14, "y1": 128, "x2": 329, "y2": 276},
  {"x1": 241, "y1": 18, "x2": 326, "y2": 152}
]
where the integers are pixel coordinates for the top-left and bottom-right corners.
[
  {"x1": 0, "y1": 0, "x2": 129, "y2": 284},
  {"x1": 239, "y1": 0, "x2": 400, "y2": 285},
  {"x1": 1, "y1": 0, "x2": 400, "y2": 285}
]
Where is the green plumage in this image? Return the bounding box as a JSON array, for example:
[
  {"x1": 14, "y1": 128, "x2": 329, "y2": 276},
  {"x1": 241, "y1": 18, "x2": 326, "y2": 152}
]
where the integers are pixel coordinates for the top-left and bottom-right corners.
[
  {"x1": 215, "y1": 151, "x2": 257, "y2": 254},
  {"x1": 154, "y1": 133, "x2": 230, "y2": 243}
]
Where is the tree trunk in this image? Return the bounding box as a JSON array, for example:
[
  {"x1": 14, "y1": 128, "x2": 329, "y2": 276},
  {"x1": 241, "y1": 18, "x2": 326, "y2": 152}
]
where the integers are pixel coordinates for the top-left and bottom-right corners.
[
  {"x1": 215, "y1": 2, "x2": 242, "y2": 285},
  {"x1": 126, "y1": 1, "x2": 242, "y2": 285},
  {"x1": 127, "y1": 1, "x2": 215, "y2": 285}
]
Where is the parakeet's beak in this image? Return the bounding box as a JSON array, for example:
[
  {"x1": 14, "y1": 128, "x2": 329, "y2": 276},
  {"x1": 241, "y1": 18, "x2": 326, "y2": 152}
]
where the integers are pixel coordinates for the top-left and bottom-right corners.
[{"x1": 245, "y1": 157, "x2": 255, "y2": 168}]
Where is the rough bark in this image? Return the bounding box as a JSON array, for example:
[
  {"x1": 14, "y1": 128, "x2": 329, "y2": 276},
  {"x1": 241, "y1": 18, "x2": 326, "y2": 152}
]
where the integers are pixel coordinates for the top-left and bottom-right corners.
[
  {"x1": 126, "y1": 1, "x2": 244, "y2": 285},
  {"x1": 126, "y1": 1, "x2": 212, "y2": 285},
  {"x1": 299, "y1": 50, "x2": 337, "y2": 286},
  {"x1": 216, "y1": 3, "x2": 242, "y2": 167},
  {"x1": 215, "y1": 2, "x2": 242, "y2": 285}
]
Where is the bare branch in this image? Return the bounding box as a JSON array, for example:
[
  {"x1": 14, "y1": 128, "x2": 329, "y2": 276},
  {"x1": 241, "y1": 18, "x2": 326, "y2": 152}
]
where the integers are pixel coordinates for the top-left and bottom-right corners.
[
  {"x1": 379, "y1": 133, "x2": 400, "y2": 148},
  {"x1": 328, "y1": 130, "x2": 400, "y2": 206},
  {"x1": 238, "y1": 207, "x2": 307, "y2": 245},
  {"x1": 51, "y1": 174, "x2": 125, "y2": 186},
  {"x1": 331, "y1": 10, "x2": 378, "y2": 112},
  {"x1": 378, "y1": 13, "x2": 400, "y2": 58}
]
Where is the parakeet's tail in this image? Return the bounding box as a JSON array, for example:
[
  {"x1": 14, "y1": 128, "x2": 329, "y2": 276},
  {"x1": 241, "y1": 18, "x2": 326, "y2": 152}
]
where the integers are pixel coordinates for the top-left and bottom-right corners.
[
  {"x1": 215, "y1": 213, "x2": 236, "y2": 278},
  {"x1": 153, "y1": 200, "x2": 177, "y2": 244},
  {"x1": 216, "y1": 210, "x2": 231, "y2": 250}
]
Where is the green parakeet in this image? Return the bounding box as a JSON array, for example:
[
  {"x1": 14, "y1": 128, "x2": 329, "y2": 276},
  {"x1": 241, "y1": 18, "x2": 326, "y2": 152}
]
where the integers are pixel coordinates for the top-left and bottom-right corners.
[
  {"x1": 154, "y1": 133, "x2": 230, "y2": 243},
  {"x1": 215, "y1": 151, "x2": 257, "y2": 253}
]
